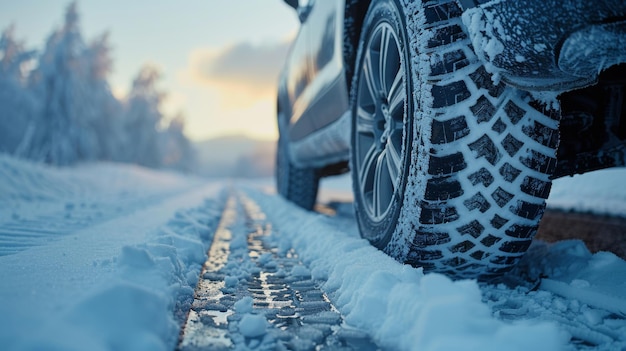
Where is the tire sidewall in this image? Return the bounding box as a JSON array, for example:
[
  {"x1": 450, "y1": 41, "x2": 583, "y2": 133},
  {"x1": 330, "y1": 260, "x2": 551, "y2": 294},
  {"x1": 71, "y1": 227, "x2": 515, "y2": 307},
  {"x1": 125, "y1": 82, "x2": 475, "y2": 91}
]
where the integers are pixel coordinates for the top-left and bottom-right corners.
[
  {"x1": 276, "y1": 112, "x2": 290, "y2": 199},
  {"x1": 276, "y1": 109, "x2": 320, "y2": 210}
]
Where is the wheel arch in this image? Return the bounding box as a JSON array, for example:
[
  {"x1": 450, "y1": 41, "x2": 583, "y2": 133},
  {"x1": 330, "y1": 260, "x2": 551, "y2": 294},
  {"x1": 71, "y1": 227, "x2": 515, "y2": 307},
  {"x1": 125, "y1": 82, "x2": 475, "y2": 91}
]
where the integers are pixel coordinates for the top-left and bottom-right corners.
[{"x1": 276, "y1": 82, "x2": 293, "y2": 133}]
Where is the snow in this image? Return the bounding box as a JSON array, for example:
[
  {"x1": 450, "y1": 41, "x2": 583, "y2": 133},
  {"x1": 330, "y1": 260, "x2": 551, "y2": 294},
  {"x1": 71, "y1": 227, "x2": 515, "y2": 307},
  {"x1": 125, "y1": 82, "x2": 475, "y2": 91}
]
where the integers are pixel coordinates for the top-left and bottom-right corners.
[
  {"x1": 238, "y1": 314, "x2": 268, "y2": 338},
  {"x1": 462, "y1": 4, "x2": 505, "y2": 80},
  {"x1": 290, "y1": 264, "x2": 312, "y2": 277},
  {"x1": 0, "y1": 155, "x2": 223, "y2": 350},
  {"x1": 520, "y1": 240, "x2": 626, "y2": 316},
  {"x1": 248, "y1": 191, "x2": 565, "y2": 351},
  {"x1": 1, "y1": 155, "x2": 626, "y2": 350},
  {"x1": 234, "y1": 296, "x2": 254, "y2": 314},
  {"x1": 547, "y1": 168, "x2": 626, "y2": 217}
]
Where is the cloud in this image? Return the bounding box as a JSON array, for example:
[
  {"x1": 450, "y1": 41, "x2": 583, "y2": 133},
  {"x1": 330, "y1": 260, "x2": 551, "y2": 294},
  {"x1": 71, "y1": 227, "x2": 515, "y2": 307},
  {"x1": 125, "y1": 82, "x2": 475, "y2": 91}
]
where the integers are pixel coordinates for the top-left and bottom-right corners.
[
  {"x1": 182, "y1": 39, "x2": 292, "y2": 108},
  {"x1": 202, "y1": 41, "x2": 290, "y2": 89}
]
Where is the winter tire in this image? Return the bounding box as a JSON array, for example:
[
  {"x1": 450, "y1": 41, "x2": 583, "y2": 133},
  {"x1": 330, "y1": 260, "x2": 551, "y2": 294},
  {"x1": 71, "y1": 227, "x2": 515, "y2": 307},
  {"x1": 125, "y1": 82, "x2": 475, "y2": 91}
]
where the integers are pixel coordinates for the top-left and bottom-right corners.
[
  {"x1": 276, "y1": 112, "x2": 320, "y2": 210},
  {"x1": 351, "y1": 0, "x2": 560, "y2": 279}
]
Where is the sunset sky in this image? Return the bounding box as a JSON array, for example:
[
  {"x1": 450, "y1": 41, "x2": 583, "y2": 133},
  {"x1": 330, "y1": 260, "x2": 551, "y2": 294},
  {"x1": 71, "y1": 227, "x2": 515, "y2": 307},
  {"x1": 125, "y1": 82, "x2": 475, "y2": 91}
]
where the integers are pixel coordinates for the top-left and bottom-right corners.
[{"x1": 0, "y1": 0, "x2": 299, "y2": 141}]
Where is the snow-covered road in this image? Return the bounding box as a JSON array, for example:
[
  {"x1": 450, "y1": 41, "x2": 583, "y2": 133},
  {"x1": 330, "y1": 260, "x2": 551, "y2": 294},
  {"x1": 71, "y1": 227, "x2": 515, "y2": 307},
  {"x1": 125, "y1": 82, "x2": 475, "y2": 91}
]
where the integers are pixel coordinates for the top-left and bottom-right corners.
[
  {"x1": 0, "y1": 156, "x2": 225, "y2": 350},
  {"x1": 1, "y1": 155, "x2": 626, "y2": 351},
  {"x1": 178, "y1": 193, "x2": 380, "y2": 350}
]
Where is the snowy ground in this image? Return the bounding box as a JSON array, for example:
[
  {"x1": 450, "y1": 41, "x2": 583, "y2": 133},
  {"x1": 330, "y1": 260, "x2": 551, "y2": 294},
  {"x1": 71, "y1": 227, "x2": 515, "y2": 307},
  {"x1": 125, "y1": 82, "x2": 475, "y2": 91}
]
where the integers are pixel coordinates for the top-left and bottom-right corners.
[
  {"x1": 547, "y1": 168, "x2": 626, "y2": 218},
  {"x1": 1, "y1": 155, "x2": 625, "y2": 350},
  {"x1": 0, "y1": 155, "x2": 225, "y2": 350}
]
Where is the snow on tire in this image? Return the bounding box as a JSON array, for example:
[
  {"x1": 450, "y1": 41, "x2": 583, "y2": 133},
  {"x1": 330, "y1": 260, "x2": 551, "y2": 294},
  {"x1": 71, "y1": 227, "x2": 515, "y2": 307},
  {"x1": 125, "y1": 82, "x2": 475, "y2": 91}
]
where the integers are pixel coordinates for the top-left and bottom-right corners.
[{"x1": 351, "y1": 0, "x2": 560, "y2": 279}]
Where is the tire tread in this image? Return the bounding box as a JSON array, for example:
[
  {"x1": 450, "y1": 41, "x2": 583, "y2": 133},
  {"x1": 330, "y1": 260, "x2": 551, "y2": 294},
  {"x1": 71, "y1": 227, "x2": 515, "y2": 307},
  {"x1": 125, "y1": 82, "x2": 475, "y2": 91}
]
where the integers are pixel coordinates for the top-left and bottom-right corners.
[{"x1": 397, "y1": 0, "x2": 560, "y2": 279}]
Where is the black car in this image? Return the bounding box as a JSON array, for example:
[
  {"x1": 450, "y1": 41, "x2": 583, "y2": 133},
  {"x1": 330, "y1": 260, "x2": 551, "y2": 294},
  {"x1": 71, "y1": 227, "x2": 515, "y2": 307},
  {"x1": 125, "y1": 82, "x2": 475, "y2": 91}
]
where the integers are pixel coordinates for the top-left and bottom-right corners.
[{"x1": 276, "y1": 0, "x2": 626, "y2": 279}]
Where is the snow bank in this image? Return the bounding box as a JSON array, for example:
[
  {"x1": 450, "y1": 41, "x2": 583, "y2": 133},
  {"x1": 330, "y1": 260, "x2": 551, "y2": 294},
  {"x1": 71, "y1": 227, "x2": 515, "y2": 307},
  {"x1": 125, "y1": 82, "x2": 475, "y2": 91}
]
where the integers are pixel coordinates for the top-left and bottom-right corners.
[
  {"x1": 516, "y1": 239, "x2": 626, "y2": 316},
  {"x1": 547, "y1": 168, "x2": 626, "y2": 217},
  {"x1": 247, "y1": 189, "x2": 565, "y2": 351}
]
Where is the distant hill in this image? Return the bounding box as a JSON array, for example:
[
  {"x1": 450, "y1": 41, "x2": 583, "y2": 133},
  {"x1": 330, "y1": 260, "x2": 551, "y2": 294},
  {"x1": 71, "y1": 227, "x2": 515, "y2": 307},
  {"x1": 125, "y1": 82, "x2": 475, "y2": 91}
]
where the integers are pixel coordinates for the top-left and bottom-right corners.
[{"x1": 192, "y1": 135, "x2": 276, "y2": 178}]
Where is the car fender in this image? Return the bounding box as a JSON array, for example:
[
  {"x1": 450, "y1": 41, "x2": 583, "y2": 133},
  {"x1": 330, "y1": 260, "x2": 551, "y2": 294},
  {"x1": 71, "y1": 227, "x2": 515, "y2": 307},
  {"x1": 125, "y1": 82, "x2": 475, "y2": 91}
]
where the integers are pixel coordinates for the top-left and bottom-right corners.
[{"x1": 460, "y1": 0, "x2": 626, "y2": 91}]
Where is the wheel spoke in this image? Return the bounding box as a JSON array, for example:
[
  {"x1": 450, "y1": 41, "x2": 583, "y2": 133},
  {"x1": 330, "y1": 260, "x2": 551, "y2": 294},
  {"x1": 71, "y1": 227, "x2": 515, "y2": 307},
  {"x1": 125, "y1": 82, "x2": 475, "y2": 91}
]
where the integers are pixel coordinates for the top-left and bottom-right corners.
[
  {"x1": 372, "y1": 156, "x2": 382, "y2": 217},
  {"x1": 363, "y1": 51, "x2": 380, "y2": 102},
  {"x1": 388, "y1": 76, "x2": 405, "y2": 119},
  {"x1": 358, "y1": 142, "x2": 379, "y2": 198},
  {"x1": 373, "y1": 152, "x2": 392, "y2": 217},
  {"x1": 356, "y1": 106, "x2": 376, "y2": 135},
  {"x1": 379, "y1": 26, "x2": 391, "y2": 93},
  {"x1": 384, "y1": 141, "x2": 402, "y2": 189}
]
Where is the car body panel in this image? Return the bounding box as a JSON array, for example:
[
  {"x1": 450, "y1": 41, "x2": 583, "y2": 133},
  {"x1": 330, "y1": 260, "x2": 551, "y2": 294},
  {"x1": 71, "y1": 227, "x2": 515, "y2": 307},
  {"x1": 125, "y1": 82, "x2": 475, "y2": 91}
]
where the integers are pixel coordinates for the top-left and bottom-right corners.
[{"x1": 278, "y1": 0, "x2": 350, "y2": 167}]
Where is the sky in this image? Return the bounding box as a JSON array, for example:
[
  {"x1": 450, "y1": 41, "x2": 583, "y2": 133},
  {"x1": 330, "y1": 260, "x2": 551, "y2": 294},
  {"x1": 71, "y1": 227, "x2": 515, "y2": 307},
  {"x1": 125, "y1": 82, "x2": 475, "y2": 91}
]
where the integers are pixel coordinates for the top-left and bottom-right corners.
[{"x1": 0, "y1": 0, "x2": 300, "y2": 141}]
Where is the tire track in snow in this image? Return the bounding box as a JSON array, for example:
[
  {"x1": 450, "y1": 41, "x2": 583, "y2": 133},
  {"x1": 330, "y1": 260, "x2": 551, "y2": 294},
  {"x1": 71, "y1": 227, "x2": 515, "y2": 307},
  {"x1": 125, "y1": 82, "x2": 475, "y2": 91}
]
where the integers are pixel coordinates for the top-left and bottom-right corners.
[
  {"x1": 180, "y1": 187, "x2": 626, "y2": 350},
  {"x1": 244, "y1": 189, "x2": 626, "y2": 351},
  {"x1": 178, "y1": 193, "x2": 380, "y2": 350},
  {"x1": 0, "y1": 189, "x2": 193, "y2": 257}
]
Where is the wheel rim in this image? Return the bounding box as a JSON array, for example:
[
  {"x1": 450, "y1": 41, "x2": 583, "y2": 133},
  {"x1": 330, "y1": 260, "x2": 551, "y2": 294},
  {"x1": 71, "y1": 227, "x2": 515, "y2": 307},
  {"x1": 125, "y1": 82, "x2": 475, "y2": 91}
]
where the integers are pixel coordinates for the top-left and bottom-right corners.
[{"x1": 355, "y1": 22, "x2": 407, "y2": 222}]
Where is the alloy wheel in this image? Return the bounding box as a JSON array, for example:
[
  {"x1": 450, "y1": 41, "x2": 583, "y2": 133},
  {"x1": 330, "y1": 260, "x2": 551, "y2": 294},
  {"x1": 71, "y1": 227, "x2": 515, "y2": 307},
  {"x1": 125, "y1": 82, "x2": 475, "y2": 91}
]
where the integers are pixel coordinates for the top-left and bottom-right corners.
[{"x1": 354, "y1": 22, "x2": 407, "y2": 222}]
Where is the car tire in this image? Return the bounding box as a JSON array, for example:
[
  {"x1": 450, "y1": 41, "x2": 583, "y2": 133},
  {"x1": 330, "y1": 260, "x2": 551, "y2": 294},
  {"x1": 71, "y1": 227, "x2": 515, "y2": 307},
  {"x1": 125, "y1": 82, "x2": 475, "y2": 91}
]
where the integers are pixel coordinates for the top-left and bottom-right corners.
[
  {"x1": 350, "y1": 0, "x2": 560, "y2": 279},
  {"x1": 276, "y1": 112, "x2": 320, "y2": 210}
]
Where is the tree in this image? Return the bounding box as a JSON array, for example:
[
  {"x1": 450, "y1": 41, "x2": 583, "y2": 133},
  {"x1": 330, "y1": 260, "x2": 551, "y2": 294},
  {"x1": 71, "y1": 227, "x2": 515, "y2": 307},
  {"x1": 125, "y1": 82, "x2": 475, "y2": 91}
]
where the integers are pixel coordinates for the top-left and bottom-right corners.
[
  {"x1": 161, "y1": 112, "x2": 195, "y2": 172},
  {"x1": 0, "y1": 25, "x2": 37, "y2": 155},
  {"x1": 27, "y1": 2, "x2": 99, "y2": 165},
  {"x1": 84, "y1": 32, "x2": 123, "y2": 161},
  {"x1": 122, "y1": 65, "x2": 166, "y2": 168},
  {"x1": 0, "y1": 2, "x2": 196, "y2": 171}
]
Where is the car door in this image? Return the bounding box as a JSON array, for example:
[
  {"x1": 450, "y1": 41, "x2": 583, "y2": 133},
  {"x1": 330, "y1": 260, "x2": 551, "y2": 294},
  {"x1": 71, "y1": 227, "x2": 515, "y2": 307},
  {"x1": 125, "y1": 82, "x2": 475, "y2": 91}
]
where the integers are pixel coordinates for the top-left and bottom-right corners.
[
  {"x1": 283, "y1": 0, "x2": 316, "y2": 142},
  {"x1": 284, "y1": 0, "x2": 348, "y2": 142},
  {"x1": 304, "y1": 1, "x2": 349, "y2": 132}
]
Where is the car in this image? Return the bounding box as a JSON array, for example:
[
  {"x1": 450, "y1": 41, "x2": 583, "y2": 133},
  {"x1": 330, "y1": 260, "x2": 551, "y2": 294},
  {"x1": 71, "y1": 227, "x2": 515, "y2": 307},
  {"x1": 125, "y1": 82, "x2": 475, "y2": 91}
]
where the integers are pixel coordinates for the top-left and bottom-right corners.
[{"x1": 276, "y1": 0, "x2": 626, "y2": 280}]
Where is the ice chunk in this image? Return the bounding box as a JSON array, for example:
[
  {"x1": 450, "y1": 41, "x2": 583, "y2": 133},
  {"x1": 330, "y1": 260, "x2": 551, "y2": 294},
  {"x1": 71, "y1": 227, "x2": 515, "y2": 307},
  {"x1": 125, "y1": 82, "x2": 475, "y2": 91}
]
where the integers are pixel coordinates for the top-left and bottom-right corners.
[
  {"x1": 238, "y1": 313, "x2": 267, "y2": 338},
  {"x1": 234, "y1": 296, "x2": 254, "y2": 314},
  {"x1": 570, "y1": 279, "x2": 590, "y2": 289},
  {"x1": 224, "y1": 276, "x2": 239, "y2": 288}
]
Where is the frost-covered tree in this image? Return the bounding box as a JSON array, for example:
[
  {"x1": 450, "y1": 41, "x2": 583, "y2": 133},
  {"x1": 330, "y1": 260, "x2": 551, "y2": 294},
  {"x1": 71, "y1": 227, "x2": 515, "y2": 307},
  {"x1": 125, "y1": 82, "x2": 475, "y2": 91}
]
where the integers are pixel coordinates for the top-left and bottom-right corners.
[
  {"x1": 84, "y1": 32, "x2": 124, "y2": 161},
  {"x1": 0, "y1": 25, "x2": 38, "y2": 155},
  {"x1": 27, "y1": 2, "x2": 100, "y2": 165},
  {"x1": 122, "y1": 65, "x2": 166, "y2": 168},
  {"x1": 161, "y1": 113, "x2": 195, "y2": 172},
  {"x1": 121, "y1": 68, "x2": 196, "y2": 171},
  {"x1": 1, "y1": 2, "x2": 195, "y2": 171}
]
